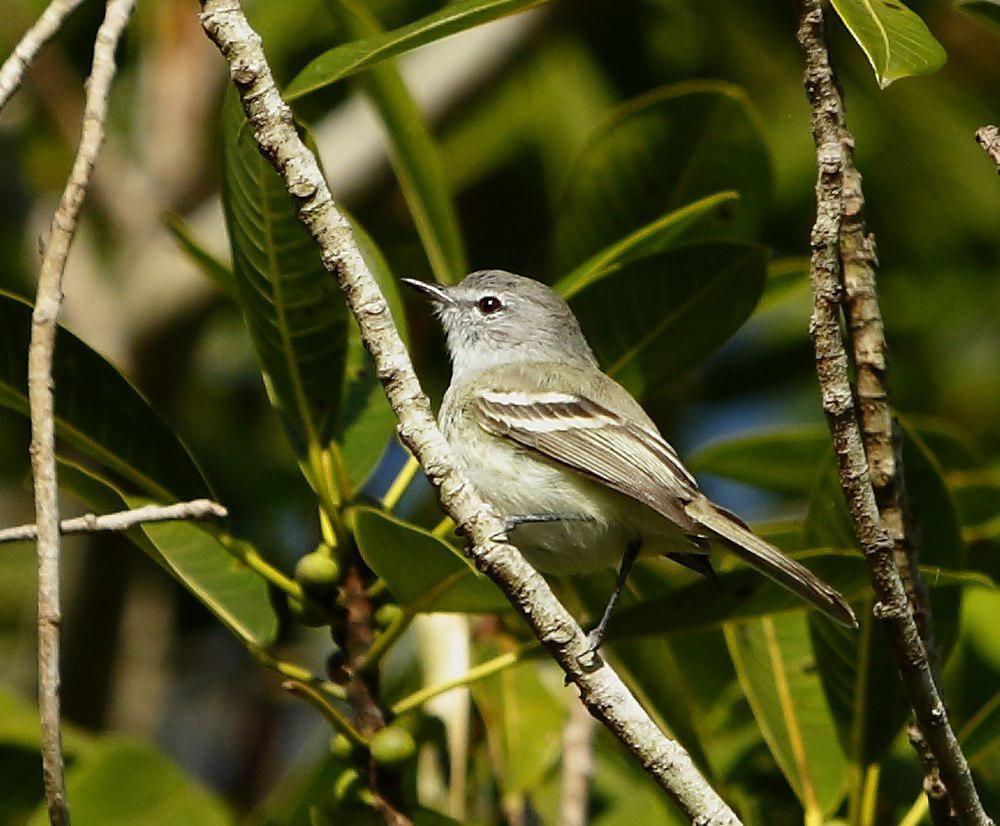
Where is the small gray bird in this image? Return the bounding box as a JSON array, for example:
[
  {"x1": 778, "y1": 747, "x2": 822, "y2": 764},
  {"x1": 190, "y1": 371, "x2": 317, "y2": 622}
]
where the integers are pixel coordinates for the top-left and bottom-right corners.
[{"x1": 404, "y1": 270, "x2": 856, "y2": 650}]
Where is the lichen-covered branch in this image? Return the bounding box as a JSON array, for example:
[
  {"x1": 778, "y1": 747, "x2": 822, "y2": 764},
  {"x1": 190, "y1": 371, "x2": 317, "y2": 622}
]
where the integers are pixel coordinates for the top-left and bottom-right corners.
[
  {"x1": 796, "y1": 3, "x2": 991, "y2": 825},
  {"x1": 976, "y1": 126, "x2": 1000, "y2": 174},
  {"x1": 198, "y1": 1, "x2": 739, "y2": 821},
  {"x1": 25, "y1": 0, "x2": 135, "y2": 822},
  {"x1": 0, "y1": 500, "x2": 226, "y2": 544},
  {"x1": 0, "y1": 0, "x2": 86, "y2": 112}
]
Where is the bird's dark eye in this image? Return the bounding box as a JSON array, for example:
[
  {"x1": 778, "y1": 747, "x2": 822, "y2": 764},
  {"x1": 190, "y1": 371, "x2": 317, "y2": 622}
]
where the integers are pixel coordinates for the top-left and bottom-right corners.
[{"x1": 476, "y1": 295, "x2": 502, "y2": 315}]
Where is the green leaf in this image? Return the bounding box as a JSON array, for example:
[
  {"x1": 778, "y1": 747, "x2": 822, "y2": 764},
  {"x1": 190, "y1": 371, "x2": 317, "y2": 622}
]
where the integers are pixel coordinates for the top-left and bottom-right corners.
[
  {"x1": 569, "y1": 242, "x2": 768, "y2": 398},
  {"x1": 351, "y1": 507, "x2": 508, "y2": 612},
  {"x1": 222, "y1": 89, "x2": 349, "y2": 457},
  {"x1": 829, "y1": 0, "x2": 947, "y2": 89},
  {"x1": 549, "y1": 81, "x2": 771, "y2": 276},
  {"x1": 552, "y1": 191, "x2": 740, "y2": 300},
  {"x1": 0, "y1": 290, "x2": 209, "y2": 501},
  {"x1": 323, "y1": 0, "x2": 467, "y2": 285},
  {"x1": 688, "y1": 426, "x2": 830, "y2": 496},
  {"x1": 285, "y1": 0, "x2": 548, "y2": 101},
  {"x1": 27, "y1": 740, "x2": 230, "y2": 826},
  {"x1": 954, "y1": 0, "x2": 1000, "y2": 28},
  {"x1": 806, "y1": 421, "x2": 966, "y2": 776},
  {"x1": 59, "y1": 461, "x2": 279, "y2": 647},
  {"x1": 163, "y1": 212, "x2": 237, "y2": 299},
  {"x1": 724, "y1": 613, "x2": 848, "y2": 818}
]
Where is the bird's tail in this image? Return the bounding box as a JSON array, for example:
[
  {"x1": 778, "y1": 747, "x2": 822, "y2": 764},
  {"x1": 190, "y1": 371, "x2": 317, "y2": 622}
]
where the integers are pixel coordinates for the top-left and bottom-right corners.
[{"x1": 684, "y1": 497, "x2": 857, "y2": 628}]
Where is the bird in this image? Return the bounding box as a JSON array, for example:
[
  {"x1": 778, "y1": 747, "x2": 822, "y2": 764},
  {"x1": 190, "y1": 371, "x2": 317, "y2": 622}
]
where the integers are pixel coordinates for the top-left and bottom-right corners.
[{"x1": 403, "y1": 270, "x2": 856, "y2": 652}]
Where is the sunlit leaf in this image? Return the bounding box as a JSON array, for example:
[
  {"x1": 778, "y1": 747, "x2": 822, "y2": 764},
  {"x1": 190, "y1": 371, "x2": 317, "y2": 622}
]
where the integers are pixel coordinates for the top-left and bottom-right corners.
[
  {"x1": 351, "y1": 507, "x2": 508, "y2": 612},
  {"x1": 725, "y1": 613, "x2": 848, "y2": 817},
  {"x1": 324, "y1": 0, "x2": 467, "y2": 285},
  {"x1": 552, "y1": 191, "x2": 740, "y2": 300},
  {"x1": 59, "y1": 461, "x2": 279, "y2": 647},
  {"x1": 570, "y1": 242, "x2": 767, "y2": 398},
  {"x1": 829, "y1": 0, "x2": 946, "y2": 89},
  {"x1": 0, "y1": 290, "x2": 209, "y2": 501},
  {"x1": 222, "y1": 90, "x2": 349, "y2": 457},
  {"x1": 549, "y1": 82, "x2": 771, "y2": 276},
  {"x1": 285, "y1": 0, "x2": 548, "y2": 101}
]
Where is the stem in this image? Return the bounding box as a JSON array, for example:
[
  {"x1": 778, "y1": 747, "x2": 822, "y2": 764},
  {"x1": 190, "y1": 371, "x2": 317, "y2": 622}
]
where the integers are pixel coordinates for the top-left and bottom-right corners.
[
  {"x1": 381, "y1": 454, "x2": 421, "y2": 511},
  {"x1": 247, "y1": 644, "x2": 347, "y2": 700},
  {"x1": 219, "y1": 535, "x2": 303, "y2": 599},
  {"x1": 360, "y1": 609, "x2": 415, "y2": 674},
  {"x1": 281, "y1": 680, "x2": 367, "y2": 749},
  {"x1": 390, "y1": 643, "x2": 539, "y2": 716}
]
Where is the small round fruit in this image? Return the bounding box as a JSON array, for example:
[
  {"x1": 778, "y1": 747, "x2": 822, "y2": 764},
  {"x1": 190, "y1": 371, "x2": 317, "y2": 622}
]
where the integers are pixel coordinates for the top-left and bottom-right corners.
[
  {"x1": 295, "y1": 552, "x2": 340, "y2": 593},
  {"x1": 370, "y1": 726, "x2": 416, "y2": 768},
  {"x1": 333, "y1": 767, "x2": 362, "y2": 802},
  {"x1": 374, "y1": 603, "x2": 404, "y2": 629},
  {"x1": 330, "y1": 733, "x2": 356, "y2": 761}
]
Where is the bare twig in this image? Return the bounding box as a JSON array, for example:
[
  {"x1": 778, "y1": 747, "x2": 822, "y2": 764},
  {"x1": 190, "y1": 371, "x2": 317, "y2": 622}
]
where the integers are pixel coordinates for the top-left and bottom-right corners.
[
  {"x1": 975, "y1": 126, "x2": 1000, "y2": 174},
  {"x1": 0, "y1": 0, "x2": 87, "y2": 112},
  {"x1": 0, "y1": 500, "x2": 227, "y2": 544},
  {"x1": 796, "y1": 3, "x2": 991, "y2": 825},
  {"x1": 198, "y1": 2, "x2": 739, "y2": 821},
  {"x1": 26, "y1": 0, "x2": 135, "y2": 822},
  {"x1": 558, "y1": 700, "x2": 596, "y2": 826}
]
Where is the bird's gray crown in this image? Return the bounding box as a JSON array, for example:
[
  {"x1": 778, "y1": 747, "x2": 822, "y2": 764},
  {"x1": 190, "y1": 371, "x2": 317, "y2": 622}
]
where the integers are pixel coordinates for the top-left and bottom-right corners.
[{"x1": 405, "y1": 270, "x2": 598, "y2": 381}]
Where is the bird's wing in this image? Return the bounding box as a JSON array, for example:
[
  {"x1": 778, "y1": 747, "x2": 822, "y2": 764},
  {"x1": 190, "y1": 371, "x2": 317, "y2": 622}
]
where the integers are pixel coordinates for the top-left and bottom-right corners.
[
  {"x1": 473, "y1": 389, "x2": 857, "y2": 628},
  {"x1": 473, "y1": 389, "x2": 700, "y2": 529}
]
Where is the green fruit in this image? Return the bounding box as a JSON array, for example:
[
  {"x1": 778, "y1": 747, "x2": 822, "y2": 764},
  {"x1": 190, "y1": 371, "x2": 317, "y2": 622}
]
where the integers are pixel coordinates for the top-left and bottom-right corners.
[
  {"x1": 330, "y1": 733, "x2": 356, "y2": 760},
  {"x1": 370, "y1": 726, "x2": 416, "y2": 768},
  {"x1": 295, "y1": 552, "x2": 340, "y2": 593},
  {"x1": 374, "y1": 603, "x2": 404, "y2": 629},
  {"x1": 288, "y1": 597, "x2": 327, "y2": 627},
  {"x1": 333, "y1": 767, "x2": 362, "y2": 802}
]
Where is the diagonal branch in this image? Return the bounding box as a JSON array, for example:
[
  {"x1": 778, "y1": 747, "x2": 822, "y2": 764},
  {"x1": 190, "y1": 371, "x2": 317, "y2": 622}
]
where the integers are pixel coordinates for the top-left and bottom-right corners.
[
  {"x1": 975, "y1": 126, "x2": 1000, "y2": 174},
  {"x1": 26, "y1": 0, "x2": 136, "y2": 822},
  {"x1": 0, "y1": 0, "x2": 87, "y2": 112},
  {"x1": 198, "y1": 1, "x2": 739, "y2": 821},
  {"x1": 796, "y1": 2, "x2": 992, "y2": 825},
  {"x1": 0, "y1": 500, "x2": 227, "y2": 544}
]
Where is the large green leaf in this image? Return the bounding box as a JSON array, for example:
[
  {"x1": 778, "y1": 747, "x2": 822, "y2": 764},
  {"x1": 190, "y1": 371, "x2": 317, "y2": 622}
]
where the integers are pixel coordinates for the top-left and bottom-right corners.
[
  {"x1": 725, "y1": 613, "x2": 848, "y2": 818},
  {"x1": 222, "y1": 89, "x2": 350, "y2": 457},
  {"x1": 323, "y1": 0, "x2": 467, "y2": 285},
  {"x1": 0, "y1": 290, "x2": 209, "y2": 501},
  {"x1": 351, "y1": 507, "x2": 508, "y2": 612},
  {"x1": 552, "y1": 191, "x2": 740, "y2": 300},
  {"x1": 27, "y1": 740, "x2": 230, "y2": 826},
  {"x1": 286, "y1": 0, "x2": 547, "y2": 100},
  {"x1": 829, "y1": 0, "x2": 947, "y2": 89},
  {"x1": 805, "y1": 422, "x2": 966, "y2": 778},
  {"x1": 569, "y1": 242, "x2": 767, "y2": 398},
  {"x1": 549, "y1": 82, "x2": 771, "y2": 276},
  {"x1": 59, "y1": 461, "x2": 279, "y2": 647},
  {"x1": 688, "y1": 426, "x2": 829, "y2": 496}
]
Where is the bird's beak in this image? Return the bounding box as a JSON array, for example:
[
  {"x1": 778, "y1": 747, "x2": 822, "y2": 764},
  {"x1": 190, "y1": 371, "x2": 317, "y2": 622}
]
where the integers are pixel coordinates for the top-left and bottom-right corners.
[{"x1": 401, "y1": 278, "x2": 455, "y2": 306}]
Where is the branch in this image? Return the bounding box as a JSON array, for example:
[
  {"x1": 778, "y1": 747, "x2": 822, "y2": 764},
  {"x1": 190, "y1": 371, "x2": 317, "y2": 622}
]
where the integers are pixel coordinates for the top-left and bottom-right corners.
[
  {"x1": 975, "y1": 126, "x2": 1000, "y2": 174},
  {"x1": 197, "y1": 2, "x2": 740, "y2": 821},
  {"x1": 0, "y1": 500, "x2": 227, "y2": 544},
  {"x1": 0, "y1": 0, "x2": 86, "y2": 112},
  {"x1": 26, "y1": 0, "x2": 135, "y2": 822},
  {"x1": 796, "y1": 3, "x2": 991, "y2": 825}
]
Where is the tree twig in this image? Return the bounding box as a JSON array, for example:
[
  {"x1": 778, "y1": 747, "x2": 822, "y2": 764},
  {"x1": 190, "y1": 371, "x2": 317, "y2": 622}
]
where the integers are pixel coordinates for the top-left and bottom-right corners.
[
  {"x1": 558, "y1": 699, "x2": 596, "y2": 826},
  {"x1": 0, "y1": 500, "x2": 227, "y2": 544},
  {"x1": 0, "y1": 0, "x2": 87, "y2": 112},
  {"x1": 975, "y1": 126, "x2": 1000, "y2": 174},
  {"x1": 796, "y1": 3, "x2": 991, "y2": 825},
  {"x1": 26, "y1": 0, "x2": 135, "y2": 822},
  {"x1": 197, "y1": 2, "x2": 740, "y2": 821}
]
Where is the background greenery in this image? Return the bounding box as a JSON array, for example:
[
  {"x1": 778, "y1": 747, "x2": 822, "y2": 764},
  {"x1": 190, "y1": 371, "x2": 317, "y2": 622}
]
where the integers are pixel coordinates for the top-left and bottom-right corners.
[{"x1": 0, "y1": 0, "x2": 997, "y2": 823}]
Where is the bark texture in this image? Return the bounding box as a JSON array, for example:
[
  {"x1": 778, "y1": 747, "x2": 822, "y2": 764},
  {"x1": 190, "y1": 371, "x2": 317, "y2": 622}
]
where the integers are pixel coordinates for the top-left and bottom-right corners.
[
  {"x1": 198, "y1": 1, "x2": 740, "y2": 821},
  {"x1": 976, "y1": 126, "x2": 1000, "y2": 173}
]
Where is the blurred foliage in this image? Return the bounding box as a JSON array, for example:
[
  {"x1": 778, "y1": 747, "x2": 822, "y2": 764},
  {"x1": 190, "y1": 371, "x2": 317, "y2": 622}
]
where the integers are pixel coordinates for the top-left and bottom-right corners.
[{"x1": 0, "y1": 0, "x2": 997, "y2": 823}]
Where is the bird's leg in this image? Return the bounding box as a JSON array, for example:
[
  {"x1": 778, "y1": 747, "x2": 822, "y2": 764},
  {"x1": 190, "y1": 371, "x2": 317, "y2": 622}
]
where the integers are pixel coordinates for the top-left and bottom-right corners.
[
  {"x1": 493, "y1": 513, "x2": 593, "y2": 539},
  {"x1": 585, "y1": 541, "x2": 641, "y2": 654}
]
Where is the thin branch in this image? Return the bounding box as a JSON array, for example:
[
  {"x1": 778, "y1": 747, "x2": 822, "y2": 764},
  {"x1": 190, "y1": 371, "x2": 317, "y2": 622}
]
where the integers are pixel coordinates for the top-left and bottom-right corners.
[
  {"x1": 0, "y1": 499, "x2": 226, "y2": 544},
  {"x1": 975, "y1": 126, "x2": 1000, "y2": 174},
  {"x1": 796, "y1": 3, "x2": 991, "y2": 825},
  {"x1": 0, "y1": 0, "x2": 87, "y2": 112},
  {"x1": 558, "y1": 700, "x2": 596, "y2": 826},
  {"x1": 197, "y1": 2, "x2": 740, "y2": 821},
  {"x1": 281, "y1": 680, "x2": 368, "y2": 750}
]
